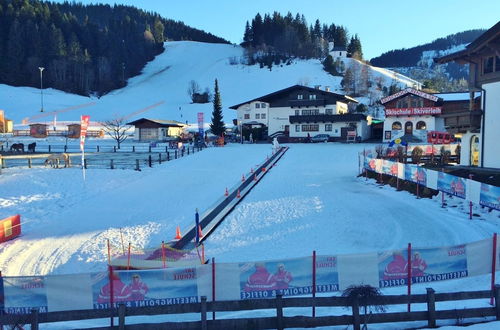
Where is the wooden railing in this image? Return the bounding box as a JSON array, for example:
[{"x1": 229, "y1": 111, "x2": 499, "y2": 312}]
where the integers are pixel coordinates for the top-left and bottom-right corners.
[{"x1": 1, "y1": 286, "x2": 499, "y2": 330}]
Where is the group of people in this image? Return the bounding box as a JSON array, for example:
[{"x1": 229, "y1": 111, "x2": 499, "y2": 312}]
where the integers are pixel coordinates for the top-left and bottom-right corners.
[
  {"x1": 383, "y1": 251, "x2": 427, "y2": 280},
  {"x1": 244, "y1": 263, "x2": 293, "y2": 292},
  {"x1": 97, "y1": 273, "x2": 149, "y2": 303}
]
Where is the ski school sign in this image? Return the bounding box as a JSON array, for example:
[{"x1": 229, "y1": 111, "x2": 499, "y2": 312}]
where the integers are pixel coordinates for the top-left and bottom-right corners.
[{"x1": 385, "y1": 107, "x2": 442, "y2": 117}]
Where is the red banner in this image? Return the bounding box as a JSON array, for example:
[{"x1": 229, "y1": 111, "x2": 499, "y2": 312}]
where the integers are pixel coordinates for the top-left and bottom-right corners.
[
  {"x1": 385, "y1": 107, "x2": 442, "y2": 117},
  {"x1": 0, "y1": 215, "x2": 21, "y2": 243},
  {"x1": 80, "y1": 115, "x2": 90, "y2": 151}
]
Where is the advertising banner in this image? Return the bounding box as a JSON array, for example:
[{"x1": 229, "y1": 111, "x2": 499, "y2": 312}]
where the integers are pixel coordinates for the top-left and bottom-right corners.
[
  {"x1": 381, "y1": 160, "x2": 392, "y2": 176},
  {"x1": 315, "y1": 255, "x2": 339, "y2": 292},
  {"x1": 197, "y1": 112, "x2": 204, "y2": 138},
  {"x1": 3, "y1": 276, "x2": 48, "y2": 313},
  {"x1": 437, "y1": 172, "x2": 467, "y2": 199},
  {"x1": 480, "y1": 183, "x2": 500, "y2": 211},
  {"x1": 80, "y1": 115, "x2": 90, "y2": 151},
  {"x1": 404, "y1": 164, "x2": 427, "y2": 185},
  {"x1": 239, "y1": 258, "x2": 311, "y2": 299},
  {"x1": 378, "y1": 244, "x2": 468, "y2": 288},
  {"x1": 92, "y1": 268, "x2": 198, "y2": 309}
]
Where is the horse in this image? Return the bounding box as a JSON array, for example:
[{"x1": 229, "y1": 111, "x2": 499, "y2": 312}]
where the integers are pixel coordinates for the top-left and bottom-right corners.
[
  {"x1": 28, "y1": 142, "x2": 36, "y2": 153},
  {"x1": 44, "y1": 153, "x2": 71, "y2": 168},
  {"x1": 10, "y1": 143, "x2": 24, "y2": 152}
]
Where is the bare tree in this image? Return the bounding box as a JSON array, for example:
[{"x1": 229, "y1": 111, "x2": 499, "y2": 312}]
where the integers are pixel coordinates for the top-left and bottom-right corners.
[
  {"x1": 101, "y1": 117, "x2": 130, "y2": 149},
  {"x1": 187, "y1": 80, "x2": 200, "y2": 102}
]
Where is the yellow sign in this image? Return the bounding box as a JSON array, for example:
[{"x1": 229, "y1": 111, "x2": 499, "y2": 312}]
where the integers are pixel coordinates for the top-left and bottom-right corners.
[{"x1": 394, "y1": 138, "x2": 402, "y2": 144}]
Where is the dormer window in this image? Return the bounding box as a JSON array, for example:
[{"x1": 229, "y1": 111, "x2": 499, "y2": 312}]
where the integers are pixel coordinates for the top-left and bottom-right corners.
[
  {"x1": 309, "y1": 94, "x2": 317, "y2": 100},
  {"x1": 255, "y1": 103, "x2": 261, "y2": 109},
  {"x1": 261, "y1": 103, "x2": 266, "y2": 108},
  {"x1": 297, "y1": 94, "x2": 303, "y2": 100}
]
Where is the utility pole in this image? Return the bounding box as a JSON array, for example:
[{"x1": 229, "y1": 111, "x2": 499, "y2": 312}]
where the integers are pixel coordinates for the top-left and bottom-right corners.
[{"x1": 38, "y1": 67, "x2": 45, "y2": 112}]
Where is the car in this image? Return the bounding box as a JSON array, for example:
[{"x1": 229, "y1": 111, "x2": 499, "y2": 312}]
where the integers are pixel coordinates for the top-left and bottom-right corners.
[{"x1": 311, "y1": 134, "x2": 330, "y2": 143}]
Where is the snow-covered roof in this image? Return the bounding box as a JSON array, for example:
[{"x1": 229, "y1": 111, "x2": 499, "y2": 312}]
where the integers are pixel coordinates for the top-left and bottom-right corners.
[{"x1": 432, "y1": 92, "x2": 481, "y2": 101}]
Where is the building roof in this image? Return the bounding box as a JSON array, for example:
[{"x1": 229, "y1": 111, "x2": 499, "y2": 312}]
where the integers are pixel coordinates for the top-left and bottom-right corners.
[
  {"x1": 332, "y1": 46, "x2": 347, "y2": 51},
  {"x1": 432, "y1": 91, "x2": 481, "y2": 102},
  {"x1": 289, "y1": 113, "x2": 367, "y2": 124},
  {"x1": 126, "y1": 118, "x2": 185, "y2": 127},
  {"x1": 380, "y1": 88, "x2": 441, "y2": 104},
  {"x1": 435, "y1": 21, "x2": 500, "y2": 64},
  {"x1": 229, "y1": 85, "x2": 358, "y2": 109}
]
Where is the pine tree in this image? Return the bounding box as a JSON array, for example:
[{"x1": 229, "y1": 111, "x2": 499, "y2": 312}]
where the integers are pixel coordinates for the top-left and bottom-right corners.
[{"x1": 210, "y1": 79, "x2": 226, "y2": 136}]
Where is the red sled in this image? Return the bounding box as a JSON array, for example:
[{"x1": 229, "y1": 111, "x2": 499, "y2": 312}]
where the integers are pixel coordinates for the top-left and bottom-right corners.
[{"x1": 0, "y1": 215, "x2": 21, "y2": 243}]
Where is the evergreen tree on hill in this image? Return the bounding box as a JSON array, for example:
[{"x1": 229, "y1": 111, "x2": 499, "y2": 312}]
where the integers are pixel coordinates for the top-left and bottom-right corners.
[
  {"x1": 348, "y1": 34, "x2": 363, "y2": 60},
  {"x1": 210, "y1": 79, "x2": 226, "y2": 137}
]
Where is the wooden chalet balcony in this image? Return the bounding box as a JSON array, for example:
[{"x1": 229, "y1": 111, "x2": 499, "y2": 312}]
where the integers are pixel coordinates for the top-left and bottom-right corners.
[
  {"x1": 288, "y1": 99, "x2": 326, "y2": 107},
  {"x1": 442, "y1": 110, "x2": 482, "y2": 133}
]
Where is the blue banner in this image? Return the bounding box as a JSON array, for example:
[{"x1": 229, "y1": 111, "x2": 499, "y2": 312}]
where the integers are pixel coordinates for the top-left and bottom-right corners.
[
  {"x1": 437, "y1": 172, "x2": 466, "y2": 199},
  {"x1": 239, "y1": 258, "x2": 312, "y2": 299},
  {"x1": 404, "y1": 164, "x2": 426, "y2": 185},
  {"x1": 92, "y1": 268, "x2": 198, "y2": 309},
  {"x1": 2, "y1": 276, "x2": 48, "y2": 314},
  {"x1": 480, "y1": 183, "x2": 500, "y2": 211}
]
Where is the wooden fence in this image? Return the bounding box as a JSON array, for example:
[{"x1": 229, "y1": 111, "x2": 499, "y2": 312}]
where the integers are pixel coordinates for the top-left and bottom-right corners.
[{"x1": 2, "y1": 286, "x2": 499, "y2": 330}]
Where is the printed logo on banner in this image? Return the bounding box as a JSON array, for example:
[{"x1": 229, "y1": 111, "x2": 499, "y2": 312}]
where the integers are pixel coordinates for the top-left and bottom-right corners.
[
  {"x1": 379, "y1": 245, "x2": 468, "y2": 288},
  {"x1": 2, "y1": 276, "x2": 48, "y2": 314},
  {"x1": 480, "y1": 184, "x2": 500, "y2": 211},
  {"x1": 239, "y1": 259, "x2": 311, "y2": 299},
  {"x1": 437, "y1": 172, "x2": 466, "y2": 199},
  {"x1": 315, "y1": 256, "x2": 339, "y2": 292},
  {"x1": 92, "y1": 269, "x2": 198, "y2": 309}
]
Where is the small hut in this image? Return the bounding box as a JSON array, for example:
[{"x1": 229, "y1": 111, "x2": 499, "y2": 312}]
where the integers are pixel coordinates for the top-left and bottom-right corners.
[{"x1": 29, "y1": 124, "x2": 48, "y2": 138}]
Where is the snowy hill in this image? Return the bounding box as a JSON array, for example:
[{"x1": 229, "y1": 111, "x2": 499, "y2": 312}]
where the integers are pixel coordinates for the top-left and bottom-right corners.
[{"x1": 1, "y1": 41, "x2": 418, "y2": 127}]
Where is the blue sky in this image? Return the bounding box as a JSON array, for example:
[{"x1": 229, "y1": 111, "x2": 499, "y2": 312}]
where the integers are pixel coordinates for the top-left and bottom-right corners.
[{"x1": 79, "y1": 0, "x2": 499, "y2": 60}]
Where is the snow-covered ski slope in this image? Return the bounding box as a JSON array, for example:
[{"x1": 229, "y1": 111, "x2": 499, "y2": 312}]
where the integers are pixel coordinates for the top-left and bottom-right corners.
[
  {"x1": 1, "y1": 142, "x2": 498, "y2": 277},
  {"x1": 1, "y1": 41, "x2": 417, "y2": 126}
]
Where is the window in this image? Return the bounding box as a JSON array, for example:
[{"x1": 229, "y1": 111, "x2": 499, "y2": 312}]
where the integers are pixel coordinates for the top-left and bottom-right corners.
[
  {"x1": 335, "y1": 129, "x2": 338, "y2": 133},
  {"x1": 301, "y1": 109, "x2": 320, "y2": 115},
  {"x1": 496, "y1": 56, "x2": 500, "y2": 72},
  {"x1": 484, "y1": 56, "x2": 494, "y2": 74},
  {"x1": 301, "y1": 124, "x2": 319, "y2": 132},
  {"x1": 392, "y1": 121, "x2": 402, "y2": 130},
  {"x1": 295, "y1": 125, "x2": 300, "y2": 132},
  {"x1": 325, "y1": 124, "x2": 332, "y2": 131},
  {"x1": 255, "y1": 103, "x2": 261, "y2": 108},
  {"x1": 309, "y1": 94, "x2": 317, "y2": 100},
  {"x1": 255, "y1": 114, "x2": 260, "y2": 119},
  {"x1": 295, "y1": 110, "x2": 300, "y2": 115},
  {"x1": 297, "y1": 94, "x2": 303, "y2": 100},
  {"x1": 261, "y1": 113, "x2": 266, "y2": 119},
  {"x1": 261, "y1": 103, "x2": 266, "y2": 108},
  {"x1": 244, "y1": 114, "x2": 250, "y2": 119},
  {"x1": 405, "y1": 121, "x2": 413, "y2": 135},
  {"x1": 411, "y1": 96, "x2": 423, "y2": 108},
  {"x1": 325, "y1": 108, "x2": 333, "y2": 115},
  {"x1": 416, "y1": 121, "x2": 426, "y2": 130}
]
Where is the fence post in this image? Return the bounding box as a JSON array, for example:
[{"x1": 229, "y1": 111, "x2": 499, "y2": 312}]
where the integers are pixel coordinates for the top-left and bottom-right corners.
[
  {"x1": 84, "y1": 159, "x2": 87, "y2": 169},
  {"x1": 148, "y1": 145, "x2": 151, "y2": 153},
  {"x1": 494, "y1": 285, "x2": 500, "y2": 320},
  {"x1": 426, "y1": 288, "x2": 436, "y2": 328},
  {"x1": 97, "y1": 145, "x2": 100, "y2": 152},
  {"x1": 312, "y1": 250, "x2": 316, "y2": 318},
  {"x1": 182, "y1": 148, "x2": 185, "y2": 157},
  {"x1": 110, "y1": 159, "x2": 114, "y2": 170},
  {"x1": 135, "y1": 159, "x2": 140, "y2": 171},
  {"x1": 118, "y1": 304, "x2": 126, "y2": 330},
  {"x1": 158, "y1": 153, "x2": 162, "y2": 164},
  {"x1": 167, "y1": 152, "x2": 170, "y2": 161},
  {"x1": 165, "y1": 146, "x2": 168, "y2": 153},
  {"x1": 28, "y1": 158, "x2": 32, "y2": 169},
  {"x1": 30, "y1": 308, "x2": 39, "y2": 330},
  {"x1": 276, "y1": 294, "x2": 284, "y2": 330},
  {"x1": 114, "y1": 146, "x2": 116, "y2": 153},
  {"x1": 175, "y1": 150, "x2": 177, "y2": 159},
  {"x1": 407, "y1": 242, "x2": 412, "y2": 312},
  {"x1": 212, "y1": 257, "x2": 216, "y2": 321},
  {"x1": 352, "y1": 296, "x2": 361, "y2": 330},
  {"x1": 148, "y1": 155, "x2": 152, "y2": 167},
  {"x1": 48, "y1": 145, "x2": 51, "y2": 153},
  {"x1": 132, "y1": 146, "x2": 135, "y2": 153},
  {"x1": 187, "y1": 147, "x2": 190, "y2": 155},
  {"x1": 201, "y1": 296, "x2": 207, "y2": 330},
  {"x1": 64, "y1": 145, "x2": 67, "y2": 153},
  {"x1": 492, "y1": 233, "x2": 498, "y2": 305}
]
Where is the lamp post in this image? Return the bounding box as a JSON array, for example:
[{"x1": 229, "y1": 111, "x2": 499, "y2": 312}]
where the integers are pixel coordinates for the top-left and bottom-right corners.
[{"x1": 38, "y1": 67, "x2": 44, "y2": 112}]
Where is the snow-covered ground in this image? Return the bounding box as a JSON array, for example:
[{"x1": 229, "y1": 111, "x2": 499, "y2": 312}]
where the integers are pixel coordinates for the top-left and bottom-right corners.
[
  {"x1": 1, "y1": 141, "x2": 500, "y2": 328},
  {"x1": 1, "y1": 41, "x2": 416, "y2": 127}
]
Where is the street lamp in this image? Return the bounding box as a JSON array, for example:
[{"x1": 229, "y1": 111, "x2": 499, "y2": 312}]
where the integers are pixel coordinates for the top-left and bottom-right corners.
[{"x1": 38, "y1": 67, "x2": 44, "y2": 112}]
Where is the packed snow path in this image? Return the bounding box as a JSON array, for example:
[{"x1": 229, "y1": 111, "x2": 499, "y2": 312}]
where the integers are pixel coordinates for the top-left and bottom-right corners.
[
  {"x1": 205, "y1": 143, "x2": 499, "y2": 263},
  {"x1": 0, "y1": 143, "x2": 498, "y2": 277}
]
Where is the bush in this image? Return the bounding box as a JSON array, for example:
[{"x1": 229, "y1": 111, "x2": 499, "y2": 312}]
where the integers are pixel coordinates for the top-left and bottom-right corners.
[{"x1": 411, "y1": 146, "x2": 423, "y2": 164}]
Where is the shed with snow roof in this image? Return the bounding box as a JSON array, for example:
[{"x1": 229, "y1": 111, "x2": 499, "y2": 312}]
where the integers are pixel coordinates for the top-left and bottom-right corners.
[{"x1": 126, "y1": 118, "x2": 187, "y2": 141}]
